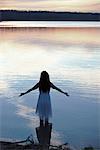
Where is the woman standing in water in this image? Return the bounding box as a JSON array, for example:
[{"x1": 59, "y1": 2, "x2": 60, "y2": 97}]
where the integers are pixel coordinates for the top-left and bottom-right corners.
[{"x1": 19, "y1": 71, "x2": 69, "y2": 126}]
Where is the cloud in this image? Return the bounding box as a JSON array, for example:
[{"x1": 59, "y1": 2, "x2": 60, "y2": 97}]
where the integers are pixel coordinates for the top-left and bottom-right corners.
[{"x1": 0, "y1": 0, "x2": 100, "y2": 12}]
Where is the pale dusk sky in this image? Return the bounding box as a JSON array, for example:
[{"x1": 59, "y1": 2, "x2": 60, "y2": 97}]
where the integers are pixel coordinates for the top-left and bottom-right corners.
[{"x1": 0, "y1": 0, "x2": 100, "y2": 13}]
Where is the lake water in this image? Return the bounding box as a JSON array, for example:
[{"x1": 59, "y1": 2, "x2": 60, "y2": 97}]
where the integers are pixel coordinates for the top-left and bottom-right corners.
[
  {"x1": 0, "y1": 21, "x2": 100, "y2": 27},
  {"x1": 0, "y1": 22, "x2": 100, "y2": 149}
]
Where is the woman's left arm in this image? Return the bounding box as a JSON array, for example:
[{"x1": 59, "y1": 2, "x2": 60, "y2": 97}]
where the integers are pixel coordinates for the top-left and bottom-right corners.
[{"x1": 19, "y1": 82, "x2": 39, "y2": 97}]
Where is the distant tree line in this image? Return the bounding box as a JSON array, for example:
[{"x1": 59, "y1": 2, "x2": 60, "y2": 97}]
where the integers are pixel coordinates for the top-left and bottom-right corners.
[{"x1": 0, "y1": 10, "x2": 100, "y2": 21}]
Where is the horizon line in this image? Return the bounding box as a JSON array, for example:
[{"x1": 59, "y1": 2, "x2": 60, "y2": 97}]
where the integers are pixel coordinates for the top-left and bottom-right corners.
[{"x1": 0, "y1": 9, "x2": 100, "y2": 14}]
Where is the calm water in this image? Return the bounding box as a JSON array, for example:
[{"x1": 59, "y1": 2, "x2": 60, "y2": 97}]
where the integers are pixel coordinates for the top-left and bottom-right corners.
[
  {"x1": 0, "y1": 21, "x2": 100, "y2": 27},
  {"x1": 0, "y1": 22, "x2": 100, "y2": 149}
]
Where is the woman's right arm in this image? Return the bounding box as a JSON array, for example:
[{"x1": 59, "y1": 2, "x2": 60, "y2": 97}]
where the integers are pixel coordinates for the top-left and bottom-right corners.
[
  {"x1": 50, "y1": 82, "x2": 69, "y2": 96},
  {"x1": 19, "y1": 82, "x2": 39, "y2": 97}
]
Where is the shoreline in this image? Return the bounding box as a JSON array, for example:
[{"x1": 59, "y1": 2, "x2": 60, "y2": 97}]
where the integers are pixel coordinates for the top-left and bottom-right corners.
[
  {"x1": 0, "y1": 10, "x2": 100, "y2": 21},
  {"x1": 0, "y1": 140, "x2": 96, "y2": 150}
]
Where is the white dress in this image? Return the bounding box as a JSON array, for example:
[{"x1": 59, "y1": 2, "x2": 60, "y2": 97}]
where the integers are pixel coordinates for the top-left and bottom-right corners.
[{"x1": 36, "y1": 91, "x2": 52, "y2": 120}]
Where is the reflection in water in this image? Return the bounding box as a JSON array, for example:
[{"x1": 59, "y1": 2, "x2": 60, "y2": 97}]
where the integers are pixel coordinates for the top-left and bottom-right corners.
[
  {"x1": 36, "y1": 123, "x2": 52, "y2": 150},
  {"x1": 0, "y1": 27, "x2": 100, "y2": 149}
]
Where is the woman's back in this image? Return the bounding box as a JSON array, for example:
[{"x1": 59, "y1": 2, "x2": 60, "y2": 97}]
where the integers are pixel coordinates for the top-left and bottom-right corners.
[{"x1": 39, "y1": 71, "x2": 50, "y2": 93}]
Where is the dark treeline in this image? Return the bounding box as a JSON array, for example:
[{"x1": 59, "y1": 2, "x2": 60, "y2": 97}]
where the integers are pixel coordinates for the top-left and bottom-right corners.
[{"x1": 0, "y1": 10, "x2": 100, "y2": 21}]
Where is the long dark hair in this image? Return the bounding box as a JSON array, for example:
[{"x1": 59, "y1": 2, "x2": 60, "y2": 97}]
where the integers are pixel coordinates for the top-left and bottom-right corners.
[{"x1": 39, "y1": 71, "x2": 50, "y2": 92}]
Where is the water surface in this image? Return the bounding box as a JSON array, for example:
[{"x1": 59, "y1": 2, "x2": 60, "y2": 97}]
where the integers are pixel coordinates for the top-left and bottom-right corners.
[
  {"x1": 0, "y1": 25, "x2": 100, "y2": 149},
  {"x1": 0, "y1": 21, "x2": 100, "y2": 27}
]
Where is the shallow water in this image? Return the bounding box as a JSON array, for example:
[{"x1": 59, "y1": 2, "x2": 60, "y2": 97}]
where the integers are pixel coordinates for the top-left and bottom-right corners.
[{"x1": 0, "y1": 24, "x2": 100, "y2": 149}]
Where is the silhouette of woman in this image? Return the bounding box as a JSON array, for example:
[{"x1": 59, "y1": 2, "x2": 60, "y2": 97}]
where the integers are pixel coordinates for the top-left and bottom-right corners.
[{"x1": 19, "y1": 71, "x2": 69, "y2": 125}]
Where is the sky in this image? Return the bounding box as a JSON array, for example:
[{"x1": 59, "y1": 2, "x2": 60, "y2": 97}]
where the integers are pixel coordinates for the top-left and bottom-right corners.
[{"x1": 0, "y1": 0, "x2": 100, "y2": 12}]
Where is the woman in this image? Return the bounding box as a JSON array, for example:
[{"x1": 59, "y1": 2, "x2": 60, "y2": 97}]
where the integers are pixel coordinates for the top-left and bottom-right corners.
[{"x1": 19, "y1": 71, "x2": 69, "y2": 126}]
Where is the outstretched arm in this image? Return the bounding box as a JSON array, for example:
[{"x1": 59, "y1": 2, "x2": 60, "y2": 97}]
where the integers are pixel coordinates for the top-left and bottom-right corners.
[
  {"x1": 50, "y1": 82, "x2": 69, "y2": 96},
  {"x1": 19, "y1": 82, "x2": 39, "y2": 97}
]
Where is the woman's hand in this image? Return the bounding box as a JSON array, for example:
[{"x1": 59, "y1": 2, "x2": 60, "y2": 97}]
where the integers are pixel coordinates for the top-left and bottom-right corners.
[
  {"x1": 19, "y1": 93, "x2": 25, "y2": 97},
  {"x1": 64, "y1": 92, "x2": 69, "y2": 96}
]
